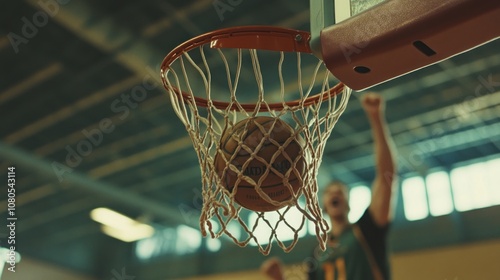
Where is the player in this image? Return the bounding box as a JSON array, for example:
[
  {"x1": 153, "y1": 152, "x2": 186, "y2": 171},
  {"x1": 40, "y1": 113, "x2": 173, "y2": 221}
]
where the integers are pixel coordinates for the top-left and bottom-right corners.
[{"x1": 261, "y1": 92, "x2": 398, "y2": 280}]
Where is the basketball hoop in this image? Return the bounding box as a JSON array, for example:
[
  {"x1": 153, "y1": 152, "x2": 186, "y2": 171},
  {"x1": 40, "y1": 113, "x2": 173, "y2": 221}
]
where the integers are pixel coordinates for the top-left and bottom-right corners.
[{"x1": 160, "y1": 26, "x2": 351, "y2": 254}]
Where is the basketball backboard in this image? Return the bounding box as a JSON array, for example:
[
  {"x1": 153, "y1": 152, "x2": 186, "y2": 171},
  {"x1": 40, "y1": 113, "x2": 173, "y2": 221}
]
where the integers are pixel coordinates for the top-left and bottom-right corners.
[
  {"x1": 337, "y1": 0, "x2": 386, "y2": 22},
  {"x1": 310, "y1": 0, "x2": 385, "y2": 56}
]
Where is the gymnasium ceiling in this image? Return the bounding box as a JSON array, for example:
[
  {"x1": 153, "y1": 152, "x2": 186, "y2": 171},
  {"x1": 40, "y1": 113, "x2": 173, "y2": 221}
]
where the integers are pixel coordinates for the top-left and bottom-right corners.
[{"x1": 1, "y1": 0, "x2": 499, "y2": 279}]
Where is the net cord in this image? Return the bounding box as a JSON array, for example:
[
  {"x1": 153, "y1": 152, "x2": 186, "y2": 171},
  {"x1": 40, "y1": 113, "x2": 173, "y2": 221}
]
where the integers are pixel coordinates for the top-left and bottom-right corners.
[{"x1": 162, "y1": 44, "x2": 351, "y2": 255}]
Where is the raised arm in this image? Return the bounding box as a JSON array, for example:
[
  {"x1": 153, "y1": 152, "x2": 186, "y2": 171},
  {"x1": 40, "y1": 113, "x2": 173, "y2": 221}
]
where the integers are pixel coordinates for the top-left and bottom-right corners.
[{"x1": 362, "y1": 93, "x2": 398, "y2": 227}]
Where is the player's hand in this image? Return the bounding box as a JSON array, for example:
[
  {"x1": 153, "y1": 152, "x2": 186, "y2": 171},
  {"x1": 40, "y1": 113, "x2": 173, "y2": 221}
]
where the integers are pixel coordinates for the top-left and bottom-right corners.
[
  {"x1": 361, "y1": 92, "x2": 385, "y2": 115},
  {"x1": 260, "y1": 257, "x2": 285, "y2": 280}
]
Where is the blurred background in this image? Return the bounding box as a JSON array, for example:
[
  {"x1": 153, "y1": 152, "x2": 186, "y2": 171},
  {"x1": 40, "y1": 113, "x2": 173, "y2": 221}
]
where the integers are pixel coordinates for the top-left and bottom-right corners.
[{"x1": 1, "y1": 0, "x2": 499, "y2": 279}]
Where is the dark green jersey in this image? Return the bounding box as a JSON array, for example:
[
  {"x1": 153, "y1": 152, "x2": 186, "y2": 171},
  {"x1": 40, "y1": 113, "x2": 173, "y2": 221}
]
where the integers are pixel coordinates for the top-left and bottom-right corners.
[{"x1": 307, "y1": 209, "x2": 390, "y2": 280}]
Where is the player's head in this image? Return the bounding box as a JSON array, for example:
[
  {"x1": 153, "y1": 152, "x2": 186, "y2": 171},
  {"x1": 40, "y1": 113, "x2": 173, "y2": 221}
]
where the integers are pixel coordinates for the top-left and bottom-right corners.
[{"x1": 322, "y1": 181, "x2": 350, "y2": 220}]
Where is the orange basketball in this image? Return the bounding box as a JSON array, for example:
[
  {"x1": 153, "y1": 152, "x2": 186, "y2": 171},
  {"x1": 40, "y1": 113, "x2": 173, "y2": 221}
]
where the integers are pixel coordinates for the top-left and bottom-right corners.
[{"x1": 214, "y1": 116, "x2": 305, "y2": 212}]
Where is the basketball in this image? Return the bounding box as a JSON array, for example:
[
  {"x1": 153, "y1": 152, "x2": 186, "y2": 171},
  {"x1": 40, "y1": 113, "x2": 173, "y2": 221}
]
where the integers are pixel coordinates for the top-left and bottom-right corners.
[{"x1": 214, "y1": 116, "x2": 305, "y2": 212}]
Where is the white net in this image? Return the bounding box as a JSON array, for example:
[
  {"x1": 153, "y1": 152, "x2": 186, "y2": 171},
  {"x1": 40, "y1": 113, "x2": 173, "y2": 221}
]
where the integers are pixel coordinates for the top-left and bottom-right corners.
[{"x1": 161, "y1": 37, "x2": 351, "y2": 254}]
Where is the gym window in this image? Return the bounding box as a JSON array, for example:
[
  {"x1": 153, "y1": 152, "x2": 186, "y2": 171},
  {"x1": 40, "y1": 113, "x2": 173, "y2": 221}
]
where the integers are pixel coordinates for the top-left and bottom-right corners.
[
  {"x1": 402, "y1": 176, "x2": 429, "y2": 221},
  {"x1": 348, "y1": 185, "x2": 371, "y2": 223},
  {"x1": 402, "y1": 156, "x2": 500, "y2": 221}
]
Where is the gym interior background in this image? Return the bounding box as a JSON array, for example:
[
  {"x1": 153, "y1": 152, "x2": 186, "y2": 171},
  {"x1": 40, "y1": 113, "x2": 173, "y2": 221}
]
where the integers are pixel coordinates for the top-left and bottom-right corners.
[{"x1": 1, "y1": 1, "x2": 499, "y2": 279}]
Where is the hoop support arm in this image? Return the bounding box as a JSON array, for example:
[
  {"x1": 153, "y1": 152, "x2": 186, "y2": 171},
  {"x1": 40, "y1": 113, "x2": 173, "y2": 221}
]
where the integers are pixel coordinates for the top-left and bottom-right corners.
[{"x1": 321, "y1": 0, "x2": 500, "y2": 90}]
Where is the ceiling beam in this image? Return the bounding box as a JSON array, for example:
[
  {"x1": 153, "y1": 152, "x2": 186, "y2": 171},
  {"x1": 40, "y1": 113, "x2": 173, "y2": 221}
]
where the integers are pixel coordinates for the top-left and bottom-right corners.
[
  {"x1": 331, "y1": 102, "x2": 500, "y2": 174},
  {"x1": 4, "y1": 76, "x2": 141, "y2": 144},
  {"x1": 0, "y1": 141, "x2": 198, "y2": 228},
  {"x1": 0, "y1": 62, "x2": 62, "y2": 105}
]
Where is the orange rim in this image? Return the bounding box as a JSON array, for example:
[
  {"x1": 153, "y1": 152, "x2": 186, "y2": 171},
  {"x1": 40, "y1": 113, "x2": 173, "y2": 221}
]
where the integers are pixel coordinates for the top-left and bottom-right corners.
[{"x1": 160, "y1": 26, "x2": 345, "y2": 112}]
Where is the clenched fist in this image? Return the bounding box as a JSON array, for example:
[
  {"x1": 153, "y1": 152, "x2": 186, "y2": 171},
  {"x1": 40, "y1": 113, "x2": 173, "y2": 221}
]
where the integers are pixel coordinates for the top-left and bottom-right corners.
[{"x1": 361, "y1": 92, "x2": 385, "y2": 115}]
